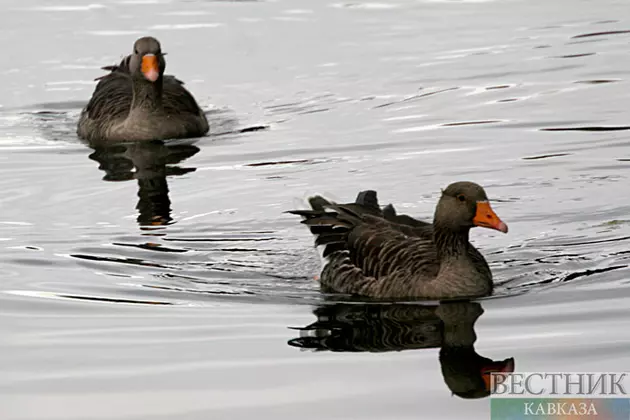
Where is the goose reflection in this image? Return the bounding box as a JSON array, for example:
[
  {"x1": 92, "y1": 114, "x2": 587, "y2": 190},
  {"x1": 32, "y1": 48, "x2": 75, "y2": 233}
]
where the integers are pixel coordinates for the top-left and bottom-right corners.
[
  {"x1": 87, "y1": 140, "x2": 200, "y2": 227},
  {"x1": 288, "y1": 301, "x2": 514, "y2": 399}
]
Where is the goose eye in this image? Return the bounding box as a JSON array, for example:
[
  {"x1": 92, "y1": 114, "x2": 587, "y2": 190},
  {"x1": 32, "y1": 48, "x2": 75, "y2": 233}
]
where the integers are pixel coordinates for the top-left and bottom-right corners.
[
  {"x1": 457, "y1": 194, "x2": 466, "y2": 202},
  {"x1": 134, "y1": 49, "x2": 139, "y2": 54}
]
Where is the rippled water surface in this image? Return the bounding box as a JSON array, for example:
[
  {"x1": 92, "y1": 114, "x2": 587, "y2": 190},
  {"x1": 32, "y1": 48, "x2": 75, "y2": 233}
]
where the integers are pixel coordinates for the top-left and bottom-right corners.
[{"x1": 2, "y1": 0, "x2": 630, "y2": 419}]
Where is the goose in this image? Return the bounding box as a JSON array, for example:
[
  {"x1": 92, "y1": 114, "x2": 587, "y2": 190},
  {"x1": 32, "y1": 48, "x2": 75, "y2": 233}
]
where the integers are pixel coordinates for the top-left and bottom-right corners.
[
  {"x1": 77, "y1": 36, "x2": 209, "y2": 143},
  {"x1": 289, "y1": 181, "x2": 508, "y2": 299}
]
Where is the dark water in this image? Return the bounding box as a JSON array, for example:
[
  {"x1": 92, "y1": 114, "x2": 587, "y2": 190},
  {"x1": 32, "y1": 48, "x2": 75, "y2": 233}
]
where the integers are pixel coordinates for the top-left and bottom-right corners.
[{"x1": 2, "y1": 0, "x2": 630, "y2": 418}]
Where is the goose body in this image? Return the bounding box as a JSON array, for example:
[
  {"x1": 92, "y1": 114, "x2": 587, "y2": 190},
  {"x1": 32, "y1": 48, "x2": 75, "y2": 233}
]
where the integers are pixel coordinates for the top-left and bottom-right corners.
[
  {"x1": 77, "y1": 37, "x2": 209, "y2": 144},
  {"x1": 289, "y1": 182, "x2": 508, "y2": 300}
]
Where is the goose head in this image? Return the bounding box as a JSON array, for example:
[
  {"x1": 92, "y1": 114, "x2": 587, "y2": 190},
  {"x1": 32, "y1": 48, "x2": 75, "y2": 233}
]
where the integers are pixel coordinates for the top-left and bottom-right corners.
[{"x1": 129, "y1": 36, "x2": 166, "y2": 83}]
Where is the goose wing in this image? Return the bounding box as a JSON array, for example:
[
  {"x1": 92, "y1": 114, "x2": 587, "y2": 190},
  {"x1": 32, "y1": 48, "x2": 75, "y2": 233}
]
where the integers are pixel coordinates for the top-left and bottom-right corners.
[
  {"x1": 162, "y1": 75, "x2": 205, "y2": 116},
  {"x1": 83, "y1": 62, "x2": 132, "y2": 122},
  {"x1": 292, "y1": 202, "x2": 440, "y2": 297}
]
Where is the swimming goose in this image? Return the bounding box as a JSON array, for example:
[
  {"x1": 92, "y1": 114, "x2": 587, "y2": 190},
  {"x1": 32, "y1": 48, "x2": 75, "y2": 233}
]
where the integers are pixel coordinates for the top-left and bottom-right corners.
[
  {"x1": 289, "y1": 181, "x2": 508, "y2": 299},
  {"x1": 77, "y1": 36, "x2": 209, "y2": 143}
]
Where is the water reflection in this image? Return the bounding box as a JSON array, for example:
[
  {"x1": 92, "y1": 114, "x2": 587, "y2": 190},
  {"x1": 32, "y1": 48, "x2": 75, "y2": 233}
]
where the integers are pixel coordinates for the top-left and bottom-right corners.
[
  {"x1": 289, "y1": 301, "x2": 515, "y2": 399},
  {"x1": 87, "y1": 140, "x2": 199, "y2": 227}
]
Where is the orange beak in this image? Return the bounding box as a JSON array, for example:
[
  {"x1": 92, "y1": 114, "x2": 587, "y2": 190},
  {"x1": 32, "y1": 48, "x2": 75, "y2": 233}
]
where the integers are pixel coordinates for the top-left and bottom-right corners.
[
  {"x1": 481, "y1": 358, "x2": 515, "y2": 392},
  {"x1": 141, "y1": 54, "x2": 160, "y2": 82},
  {"x1": 473, "y1": 201, "x2": 508, "y2": 233}
]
